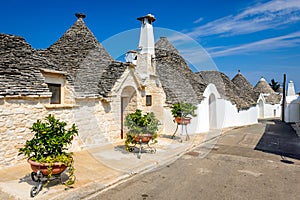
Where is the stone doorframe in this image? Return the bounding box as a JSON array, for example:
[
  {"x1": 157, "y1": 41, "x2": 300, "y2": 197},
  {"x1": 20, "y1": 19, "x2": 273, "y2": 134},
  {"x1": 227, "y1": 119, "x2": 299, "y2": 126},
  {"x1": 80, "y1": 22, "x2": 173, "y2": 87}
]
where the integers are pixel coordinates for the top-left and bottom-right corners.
[{"x1": 120, "y1": 86, "x2": 137, "y2": 139}]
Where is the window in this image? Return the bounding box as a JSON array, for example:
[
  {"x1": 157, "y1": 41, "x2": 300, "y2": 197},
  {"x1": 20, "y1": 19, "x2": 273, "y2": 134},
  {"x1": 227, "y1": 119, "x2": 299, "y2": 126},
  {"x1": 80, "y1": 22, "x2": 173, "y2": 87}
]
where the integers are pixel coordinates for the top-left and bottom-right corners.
[
  {"x1": 48, "y1": 83, "x2": 61, "y2": 104},
  {"x1": 146, "y1": 95, "x2": 152, "y2": 106}
]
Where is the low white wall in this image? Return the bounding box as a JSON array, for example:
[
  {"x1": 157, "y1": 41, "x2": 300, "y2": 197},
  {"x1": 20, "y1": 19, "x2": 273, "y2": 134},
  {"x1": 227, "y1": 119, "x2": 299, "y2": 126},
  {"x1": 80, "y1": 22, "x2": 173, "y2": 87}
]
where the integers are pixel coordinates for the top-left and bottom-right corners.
[
  {"x1": 163, "y1": 104, "x2": 208, "y2": 136},
  {"x1": 256, "y1": 94, "x2": 282, "y2": 119},
  {"x1": 221, "y1": 100, "x2": 258, "y2": 128},
  {"x1": 162, "y1": 83, "x2": 258, "y2": 136}
]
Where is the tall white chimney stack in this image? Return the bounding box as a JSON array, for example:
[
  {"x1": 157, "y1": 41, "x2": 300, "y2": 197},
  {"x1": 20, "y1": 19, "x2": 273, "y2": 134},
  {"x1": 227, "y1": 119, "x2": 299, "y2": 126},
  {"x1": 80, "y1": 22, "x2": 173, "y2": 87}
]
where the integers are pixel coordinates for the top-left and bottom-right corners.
[
  {"x1": 137, "y1": 14, "x2": 156, "y2": 56},
  {"x1": 136, "y1": 14, "x2": 156, "y2": 80}
]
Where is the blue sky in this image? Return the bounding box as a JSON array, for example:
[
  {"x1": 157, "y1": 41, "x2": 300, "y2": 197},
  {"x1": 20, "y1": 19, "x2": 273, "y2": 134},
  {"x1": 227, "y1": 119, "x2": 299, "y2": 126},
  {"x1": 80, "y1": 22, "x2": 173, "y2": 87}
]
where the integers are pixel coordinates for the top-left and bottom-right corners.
[{"x1": 1, "y1": 0, "x2": 299, "y2": 92}]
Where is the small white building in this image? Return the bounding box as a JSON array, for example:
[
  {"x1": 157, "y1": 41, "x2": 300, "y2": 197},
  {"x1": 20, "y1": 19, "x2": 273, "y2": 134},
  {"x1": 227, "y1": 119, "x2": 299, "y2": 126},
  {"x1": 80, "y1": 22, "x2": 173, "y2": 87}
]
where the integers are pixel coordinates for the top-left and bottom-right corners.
[
  {"x1": 254, "y1": 77, "x2": 282, "y2": 119},
  {"x1": 285, "y1": 81, "x2": 300, "y2": 123}
]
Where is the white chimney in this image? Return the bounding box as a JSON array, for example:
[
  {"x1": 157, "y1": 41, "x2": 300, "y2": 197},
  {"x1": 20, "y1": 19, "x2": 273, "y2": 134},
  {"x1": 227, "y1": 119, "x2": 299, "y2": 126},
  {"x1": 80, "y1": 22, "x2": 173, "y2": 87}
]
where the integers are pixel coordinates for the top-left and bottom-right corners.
[
  {"x1": 287, "y1": 80, "x2": 296, "y2": 96},
  {"x1": 137, "y1": 14, "x2": 156, "y2": 56},
  {"x1": 125, "y1": 50, "x2": 137, "y2": 65},
  {"x1": 136, "y1": 14, "x2": 156, "y2": 80}
]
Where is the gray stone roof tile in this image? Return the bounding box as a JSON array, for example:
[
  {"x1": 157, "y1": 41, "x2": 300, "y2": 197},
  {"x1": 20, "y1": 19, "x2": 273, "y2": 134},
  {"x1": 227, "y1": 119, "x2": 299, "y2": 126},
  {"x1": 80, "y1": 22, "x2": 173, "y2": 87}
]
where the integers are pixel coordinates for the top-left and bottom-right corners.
[
  {"x1": 232, "y1": 71, "x2": 259, "y2": 102},
  {"x1": 155, "y1": 37, "x2": 206, "y2": 105},
  {"x1": 198, "y1": 71, "x2": 256, "y2": 110},
  {"x1": 0, "y1": 34, "x2": 50, "y2": 96},
  {"x1": 98, "y1": 61, "x2": 129, "y2": 97}
]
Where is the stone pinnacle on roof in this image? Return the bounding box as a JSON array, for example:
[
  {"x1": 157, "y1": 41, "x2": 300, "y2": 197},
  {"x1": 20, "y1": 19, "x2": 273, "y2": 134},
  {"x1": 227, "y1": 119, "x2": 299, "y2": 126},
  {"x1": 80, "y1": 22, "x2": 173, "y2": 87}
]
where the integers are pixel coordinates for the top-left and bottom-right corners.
[{"x1": 75, "y1": 13, "x2": 86, "y2": 19}]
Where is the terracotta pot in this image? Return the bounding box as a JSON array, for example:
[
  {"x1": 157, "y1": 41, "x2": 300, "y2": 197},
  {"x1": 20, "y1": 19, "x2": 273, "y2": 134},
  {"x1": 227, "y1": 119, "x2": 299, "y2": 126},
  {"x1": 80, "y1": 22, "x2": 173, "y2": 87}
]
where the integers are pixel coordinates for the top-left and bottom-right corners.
[
  {"x1": 175, "y1": 117, "x2": 191, "y2": 125},
  {"x1": 134, "y1": 134, "x2": 152, "y2": 143},
  {"x1": 28, "y1": 159, "x2": 67, "y2": 176}
]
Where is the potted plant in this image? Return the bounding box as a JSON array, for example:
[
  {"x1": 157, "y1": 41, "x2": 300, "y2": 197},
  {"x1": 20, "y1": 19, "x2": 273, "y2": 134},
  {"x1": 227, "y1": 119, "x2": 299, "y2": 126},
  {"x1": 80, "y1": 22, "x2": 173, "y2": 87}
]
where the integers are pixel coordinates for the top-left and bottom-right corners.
[
  {"x1": 170, "y1": 102, "x2": 197, "y2": 124},
  {"x1": 18, "y1": 114, "x2": 78, "y2": 187},
  {"x1": 124, "y1": 109, "x2": 160, "y2": 151}
]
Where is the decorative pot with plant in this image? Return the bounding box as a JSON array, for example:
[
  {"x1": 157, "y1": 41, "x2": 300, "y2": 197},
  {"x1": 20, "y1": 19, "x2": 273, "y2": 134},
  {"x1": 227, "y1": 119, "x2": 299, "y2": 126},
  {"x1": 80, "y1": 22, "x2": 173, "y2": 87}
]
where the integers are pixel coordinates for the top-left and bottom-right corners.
[
  {"x1": 124, "y1": 109, "x2": 160, "y2": 152},
  {"x1": 170, "y1": 102, "x2": 197, "y2": 125},
  {"x1": 18, "y1": 114, "x2": 78, "y2": 191}
]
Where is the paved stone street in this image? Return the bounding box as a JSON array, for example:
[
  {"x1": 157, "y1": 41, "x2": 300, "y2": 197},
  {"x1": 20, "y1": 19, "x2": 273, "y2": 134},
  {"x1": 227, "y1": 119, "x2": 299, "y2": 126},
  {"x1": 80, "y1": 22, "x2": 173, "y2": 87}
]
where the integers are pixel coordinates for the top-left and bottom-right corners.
[{"x1": 88, "y1": 120, "x2": 300, "y2": 200}]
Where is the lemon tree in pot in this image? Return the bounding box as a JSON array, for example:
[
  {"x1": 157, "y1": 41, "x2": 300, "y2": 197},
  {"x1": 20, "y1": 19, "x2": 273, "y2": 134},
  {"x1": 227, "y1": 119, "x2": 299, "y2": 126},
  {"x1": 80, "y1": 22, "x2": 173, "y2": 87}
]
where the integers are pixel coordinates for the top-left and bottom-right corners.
[
  {"x1": 18, "y1": 114, "x2": 78, "y2": 192},
  {"x1": 124, "y1": 109, "x2": 160, "y2": 152},
  {"x1": 170, "y1": 102, "x2": 197, "y2": 124}
]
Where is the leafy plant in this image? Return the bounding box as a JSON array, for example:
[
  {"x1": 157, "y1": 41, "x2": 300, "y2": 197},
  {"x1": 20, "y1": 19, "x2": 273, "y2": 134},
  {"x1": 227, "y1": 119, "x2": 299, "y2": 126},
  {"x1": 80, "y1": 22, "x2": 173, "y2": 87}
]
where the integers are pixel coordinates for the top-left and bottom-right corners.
[
  {"x1": 124, "y1": 109, "x2": 159, "y2": 151},
  {"x1": 170, "y1": 102, "x2": 197, "y2": 118},
  {"x1": 269, "y1": 79, "x2": 280, "y2": 92},
  {"x1": 18, "y1": 114, "x2": 78, "y2": 186}
]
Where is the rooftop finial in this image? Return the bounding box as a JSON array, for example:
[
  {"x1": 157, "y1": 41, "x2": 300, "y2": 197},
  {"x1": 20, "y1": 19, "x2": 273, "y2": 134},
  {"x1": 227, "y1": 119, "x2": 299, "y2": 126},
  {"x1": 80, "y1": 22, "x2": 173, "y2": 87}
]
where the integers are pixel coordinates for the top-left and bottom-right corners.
[
  {"x1": 75, "y1": 13, "x2": 86, "y2": 19},
  {"x1": 238, "y1": 69, "x2": 241, "y2": 74}
]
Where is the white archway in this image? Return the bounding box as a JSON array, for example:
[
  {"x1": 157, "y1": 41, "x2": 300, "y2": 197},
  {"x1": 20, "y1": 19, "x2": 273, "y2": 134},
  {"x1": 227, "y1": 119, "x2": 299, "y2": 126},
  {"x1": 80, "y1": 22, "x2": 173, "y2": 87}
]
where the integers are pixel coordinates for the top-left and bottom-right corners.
[
  {"x1": 258, "y1": 100, "x2": 264, "y2": 119},
  {"x1": 209, "y1": 94, "x2": 217, "y2": 129}
]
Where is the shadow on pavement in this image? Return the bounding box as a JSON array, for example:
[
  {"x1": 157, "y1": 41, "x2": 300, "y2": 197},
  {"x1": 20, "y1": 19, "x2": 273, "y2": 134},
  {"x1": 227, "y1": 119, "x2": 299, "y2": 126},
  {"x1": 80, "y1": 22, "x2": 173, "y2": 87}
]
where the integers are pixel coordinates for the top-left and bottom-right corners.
[{"x1": 254, "y1": 119, "x2": 300, "y2": 161}]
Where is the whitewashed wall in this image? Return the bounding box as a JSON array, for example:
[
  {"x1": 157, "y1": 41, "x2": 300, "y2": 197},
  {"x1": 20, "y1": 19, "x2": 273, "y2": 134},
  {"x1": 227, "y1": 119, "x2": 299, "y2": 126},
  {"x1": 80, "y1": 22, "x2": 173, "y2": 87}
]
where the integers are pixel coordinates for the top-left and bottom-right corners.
[
  {"x1": 162, "y1": 83, "x2": 258, "y2": 136},
  {"x1": 285, "y1": 95, "x2": 300, "y2": 123},
  {"x1": 221, "y1": 100, "x2": 258, "y2": 127},
  {"x1": 256, "y1": 94, "x2": 282, "y2": 119}
]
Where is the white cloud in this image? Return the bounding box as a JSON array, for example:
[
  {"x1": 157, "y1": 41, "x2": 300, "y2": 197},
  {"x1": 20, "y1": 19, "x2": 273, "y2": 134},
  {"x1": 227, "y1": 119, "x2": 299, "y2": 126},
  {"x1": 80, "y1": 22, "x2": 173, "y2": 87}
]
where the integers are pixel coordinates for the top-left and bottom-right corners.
[
  {"x1": 193, "y1": 17, "x2": 203, "y2": 24},
  {"x1": 168, "y1": 0, "x2": 300, "y2": 58},
  {"x1": 187, "y1": 0, "x2": 300, "y2": 38},
  {"x1": 209, "y1": 31, "x2": 300, "y2": 57}
]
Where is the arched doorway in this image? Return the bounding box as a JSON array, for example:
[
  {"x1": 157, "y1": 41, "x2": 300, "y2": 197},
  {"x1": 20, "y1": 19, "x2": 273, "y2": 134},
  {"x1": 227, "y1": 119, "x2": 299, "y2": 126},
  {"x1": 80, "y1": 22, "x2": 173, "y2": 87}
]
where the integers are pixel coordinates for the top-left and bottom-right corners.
[
  {"x1": 209, "y1": 94, "x2": 217, "y2": 129},
  {"x1": 121, "y1": 86, "x2": 137, "y2": 139},
  {"x1": 258, "y1": 100, "x2": 264, "y2": 118}
]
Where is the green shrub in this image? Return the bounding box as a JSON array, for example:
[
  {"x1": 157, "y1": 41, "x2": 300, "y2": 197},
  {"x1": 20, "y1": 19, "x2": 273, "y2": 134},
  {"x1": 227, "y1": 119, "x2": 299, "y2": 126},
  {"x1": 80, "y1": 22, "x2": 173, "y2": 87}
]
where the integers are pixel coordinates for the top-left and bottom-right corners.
[
  {"x1": 124, "y1": 109, "x2": 159, "y2": 151},
  {"x1": 18, "y1": 114, "x2": 78, "y2": 186},
  {"x1": 170, "y1": 102, "x2": 197, "y2": 118}
]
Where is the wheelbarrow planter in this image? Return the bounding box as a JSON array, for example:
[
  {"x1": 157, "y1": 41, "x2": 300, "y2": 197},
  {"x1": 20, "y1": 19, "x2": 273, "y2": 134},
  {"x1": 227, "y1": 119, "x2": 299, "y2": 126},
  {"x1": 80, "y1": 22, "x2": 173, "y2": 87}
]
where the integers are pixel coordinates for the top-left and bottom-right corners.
[
  {"x1": 28, "y1": 159, "x2": 67, "y2": 176},
  {"x1": 18, "y1": 115, "x2": 78, "y2": 198},
  {"x1": 28, "y1": 159, "x2": 72, "y2": 197},
  {"x1": 124, "y1": 109, "x2": 160, "y2": 159}
]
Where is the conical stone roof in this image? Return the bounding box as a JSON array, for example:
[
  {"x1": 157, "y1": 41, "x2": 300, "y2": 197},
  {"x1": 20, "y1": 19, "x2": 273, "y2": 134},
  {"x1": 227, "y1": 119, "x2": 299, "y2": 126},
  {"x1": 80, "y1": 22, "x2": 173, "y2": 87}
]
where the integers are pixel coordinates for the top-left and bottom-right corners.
[
  {"x1": 254, "y1": 77, "x2": 275, "y2": 94},
  {"x1": 155, "y1": 37, "x2": 207, "y2": 105},
  {"x1": 254, "y1": 77, "x2": 281, "y2": 104},
  {"x1": 232, "y1": 71, "x2": 259, "y2": 102},
  {"x1": 38, "y1": 15, "x2": 113, "y2": 97}
]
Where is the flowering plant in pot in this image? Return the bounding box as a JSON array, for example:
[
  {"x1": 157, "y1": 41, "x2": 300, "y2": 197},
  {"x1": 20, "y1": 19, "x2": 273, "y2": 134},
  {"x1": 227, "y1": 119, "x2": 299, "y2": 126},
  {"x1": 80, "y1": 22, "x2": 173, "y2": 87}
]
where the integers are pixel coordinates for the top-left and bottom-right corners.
[
  {"x1": 124, "y1": 109, "x2": 160, "y2": 151},
  {"x1": 18, "y1": 114, "x2": 78, "y2": 187},
  {"x1": 170, "y1": 102, "x2": 197, "y2": 124}
]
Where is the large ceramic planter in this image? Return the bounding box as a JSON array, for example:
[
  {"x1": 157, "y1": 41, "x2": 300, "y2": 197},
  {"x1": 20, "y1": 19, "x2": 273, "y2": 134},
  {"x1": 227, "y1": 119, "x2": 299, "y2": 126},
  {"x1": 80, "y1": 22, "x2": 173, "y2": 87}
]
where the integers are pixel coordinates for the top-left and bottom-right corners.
[
  {"x1": 175, "y1": 117, "x2": 191, "y2": 125},
  {"x1": 28, "y1": 159, "x2": 67, "y2": 176},
  {"x1": 134, "y1": 134, "x2": 153, "y2": 143}
]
